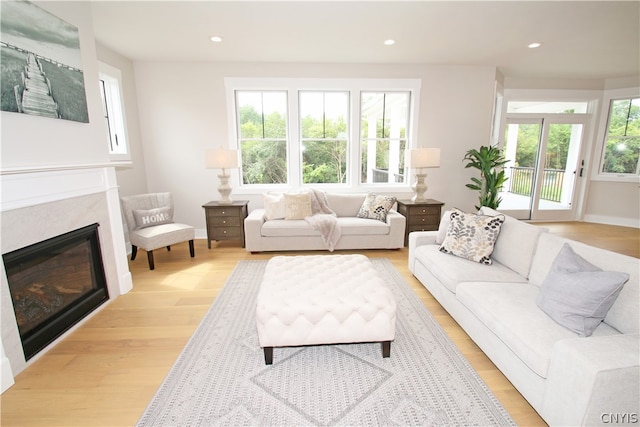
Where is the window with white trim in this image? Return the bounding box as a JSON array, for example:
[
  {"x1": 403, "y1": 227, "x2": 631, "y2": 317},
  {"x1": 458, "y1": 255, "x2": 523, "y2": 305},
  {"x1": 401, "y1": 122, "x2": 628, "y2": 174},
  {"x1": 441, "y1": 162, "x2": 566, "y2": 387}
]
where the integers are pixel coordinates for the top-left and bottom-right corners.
[
  {"x1": 226, "y1": 78, "x2": 420, "y2": 189},
  {"x1": 599, "y1": 97, "x2": 640, "y2": 177},
  {"x1": 98, "y1": 62, "x2": 129, "y2": 162}
]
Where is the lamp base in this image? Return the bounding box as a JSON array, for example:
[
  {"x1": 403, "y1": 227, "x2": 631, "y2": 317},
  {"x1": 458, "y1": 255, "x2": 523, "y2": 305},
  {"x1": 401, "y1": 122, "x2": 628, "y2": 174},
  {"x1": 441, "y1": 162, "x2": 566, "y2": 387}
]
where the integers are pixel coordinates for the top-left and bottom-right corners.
[
  {"x1": 217, "y1": 173, "x2": 233, "y2": 204},
  {"x1": 411, "y1": 173, "x2": 428, "y2": 202}
]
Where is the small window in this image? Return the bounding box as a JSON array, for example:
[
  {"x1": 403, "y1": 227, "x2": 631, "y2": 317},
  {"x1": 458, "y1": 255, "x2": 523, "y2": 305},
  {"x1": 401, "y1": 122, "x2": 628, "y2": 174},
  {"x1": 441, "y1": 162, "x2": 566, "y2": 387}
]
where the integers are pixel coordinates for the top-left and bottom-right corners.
[
  {"x1": 299, "y1": 91, "x2": 349, "y2": 184},
  {"x1": 600, "y1": 97, "x2": 640, "y2": 176},
  {"x1": 360, "y1": 92, "x2": 410, "y2": 184},
  {"x1": 98, "y1": 62, "x2": 129, "y2": 162},
  {"x1": 235, "y1": 91, "x2": 289, "y2": 185}
]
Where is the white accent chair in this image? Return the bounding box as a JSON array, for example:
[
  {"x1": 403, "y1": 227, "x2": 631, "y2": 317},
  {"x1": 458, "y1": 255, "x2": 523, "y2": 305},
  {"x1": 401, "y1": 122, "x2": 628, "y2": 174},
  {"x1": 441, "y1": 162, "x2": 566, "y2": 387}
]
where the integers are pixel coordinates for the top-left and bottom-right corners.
[{"x1": 120, "y1": 192, "x2": 195, "y2": 270}]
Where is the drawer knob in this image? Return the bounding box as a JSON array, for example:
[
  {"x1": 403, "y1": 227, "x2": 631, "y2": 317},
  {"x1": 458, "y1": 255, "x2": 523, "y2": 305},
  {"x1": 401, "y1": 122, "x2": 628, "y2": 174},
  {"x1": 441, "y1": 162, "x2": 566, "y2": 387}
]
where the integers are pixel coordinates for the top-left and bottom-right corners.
[
  {"x1": 421, "y1": 218, "x2": 425, "y2": 222},
  {"x1": 421, "y1": 209, "x2": 426, "y2": 213},
  {"x1": 223, "y1": 230, "x2": 227, "y2": 234},
  {"x1": 221, "y1": 211, "x2": 226, "y2": 215},
  {"x1": 223, "y1": 220, "x2": 226, "y2": 224}
]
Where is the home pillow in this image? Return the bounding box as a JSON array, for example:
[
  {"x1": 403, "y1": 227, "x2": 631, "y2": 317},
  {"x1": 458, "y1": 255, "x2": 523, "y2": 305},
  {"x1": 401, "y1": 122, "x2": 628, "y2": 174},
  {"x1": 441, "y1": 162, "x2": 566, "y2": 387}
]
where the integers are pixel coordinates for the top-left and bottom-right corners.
[
  {"x1": 435, "y1": 210, "x2": 453, "y2": 244},
  {"x1": 356, "y1": 193, "x2": 397, "y2": 222},
  {"x1": 439, "y1": 208, "x2": 504, "y2": 265},
  {"x1": 263, "y1": 193, "x2": 286, "y2": 220},
  {"x1": 133, "y1": 207, "x2": 173, "y2": 229},
  {"x1": 536, "y1": 243, "x2": 629, "y2": 337},
  {"x1": 284, "y1": 192, "x2": 312, "y2": 220}
]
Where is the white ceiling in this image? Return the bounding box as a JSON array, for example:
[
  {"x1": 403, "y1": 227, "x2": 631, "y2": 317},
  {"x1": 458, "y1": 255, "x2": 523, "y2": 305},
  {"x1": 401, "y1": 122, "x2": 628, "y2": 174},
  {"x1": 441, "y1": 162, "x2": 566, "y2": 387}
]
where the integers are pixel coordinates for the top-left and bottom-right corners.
[{"x1": 91, "y1": 1, "x2": 640, "y2": 81}]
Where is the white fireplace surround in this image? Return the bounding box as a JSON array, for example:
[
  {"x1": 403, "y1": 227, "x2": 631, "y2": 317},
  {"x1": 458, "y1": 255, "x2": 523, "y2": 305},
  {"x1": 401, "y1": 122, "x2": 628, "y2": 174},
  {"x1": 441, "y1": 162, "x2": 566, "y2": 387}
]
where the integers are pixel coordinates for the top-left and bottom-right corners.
[{"x1": 0, "y1": 167, "x2": 133, "y2": 393}]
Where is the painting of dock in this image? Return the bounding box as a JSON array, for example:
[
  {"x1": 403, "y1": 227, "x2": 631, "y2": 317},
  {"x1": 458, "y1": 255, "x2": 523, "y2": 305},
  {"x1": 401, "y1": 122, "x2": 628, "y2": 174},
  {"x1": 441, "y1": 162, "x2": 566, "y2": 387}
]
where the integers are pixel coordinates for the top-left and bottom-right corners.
[{"x1": 0, "y1": 0, "x2": 89, "y2": 123}]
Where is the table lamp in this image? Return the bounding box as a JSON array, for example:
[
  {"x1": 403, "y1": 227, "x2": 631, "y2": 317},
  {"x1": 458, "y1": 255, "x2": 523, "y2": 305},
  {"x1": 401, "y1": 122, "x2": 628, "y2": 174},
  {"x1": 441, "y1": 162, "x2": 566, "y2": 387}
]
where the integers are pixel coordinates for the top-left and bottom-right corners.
[
  {"x1": 206, "y1": 148, "x2": 239, "y2": 204},
  {"x1": 406, "y1": 148, "x2": 440, "y2": 202}
]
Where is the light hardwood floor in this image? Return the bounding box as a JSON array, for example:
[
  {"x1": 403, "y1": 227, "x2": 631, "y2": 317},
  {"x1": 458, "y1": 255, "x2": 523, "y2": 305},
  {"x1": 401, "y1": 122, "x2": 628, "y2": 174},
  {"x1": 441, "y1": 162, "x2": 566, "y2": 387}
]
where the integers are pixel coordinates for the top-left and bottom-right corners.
[{"x1": 1, "y1": 222, "x2": 638, "y2": 426}]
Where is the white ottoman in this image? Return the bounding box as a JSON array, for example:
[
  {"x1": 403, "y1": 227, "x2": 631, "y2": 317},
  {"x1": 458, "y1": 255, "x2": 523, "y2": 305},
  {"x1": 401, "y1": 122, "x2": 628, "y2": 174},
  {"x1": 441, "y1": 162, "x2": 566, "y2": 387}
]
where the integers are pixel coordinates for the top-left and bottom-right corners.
[{"x1": 256, "y1": 254, "x2": 396, "y2": 364}]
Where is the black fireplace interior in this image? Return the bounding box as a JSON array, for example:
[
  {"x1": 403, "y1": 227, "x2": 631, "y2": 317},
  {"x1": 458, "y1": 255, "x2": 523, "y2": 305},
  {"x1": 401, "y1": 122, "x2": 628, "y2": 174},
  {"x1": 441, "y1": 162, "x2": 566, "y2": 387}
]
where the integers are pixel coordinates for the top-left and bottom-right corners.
[{"x1": 3, "y1": 223, "x2": 109, "y2": 360}]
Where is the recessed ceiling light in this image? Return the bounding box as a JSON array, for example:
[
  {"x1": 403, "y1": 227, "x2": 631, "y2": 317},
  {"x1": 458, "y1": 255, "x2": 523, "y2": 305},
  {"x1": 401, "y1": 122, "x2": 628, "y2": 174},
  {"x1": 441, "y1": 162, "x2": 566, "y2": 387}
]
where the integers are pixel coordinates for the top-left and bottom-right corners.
[
  {"x1": 384, "y1": 39, "x2": 395, "y2": 46},
  {"x1": 210, "y1": 36, "x2": 223, "y2": 43},
  {"x1": 528, "y1": 42, "x2": 542, "y2": 49}
]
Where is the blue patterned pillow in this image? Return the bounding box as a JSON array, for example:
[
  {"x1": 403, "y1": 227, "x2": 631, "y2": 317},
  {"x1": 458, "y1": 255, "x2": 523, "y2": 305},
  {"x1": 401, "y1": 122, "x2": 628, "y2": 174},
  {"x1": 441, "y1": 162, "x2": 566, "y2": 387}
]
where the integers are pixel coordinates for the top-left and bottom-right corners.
[{"x1": 439, "y1": 208, "x2": 504, "y2": 264}]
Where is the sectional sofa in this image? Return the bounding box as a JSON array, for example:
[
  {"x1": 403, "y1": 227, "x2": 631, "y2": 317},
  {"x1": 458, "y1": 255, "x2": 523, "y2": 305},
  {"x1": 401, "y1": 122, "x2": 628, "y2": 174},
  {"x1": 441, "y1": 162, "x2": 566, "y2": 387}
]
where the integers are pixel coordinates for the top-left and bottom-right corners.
[{"x1": 408, "y1": 207, "x2": 639, "y2": 426}]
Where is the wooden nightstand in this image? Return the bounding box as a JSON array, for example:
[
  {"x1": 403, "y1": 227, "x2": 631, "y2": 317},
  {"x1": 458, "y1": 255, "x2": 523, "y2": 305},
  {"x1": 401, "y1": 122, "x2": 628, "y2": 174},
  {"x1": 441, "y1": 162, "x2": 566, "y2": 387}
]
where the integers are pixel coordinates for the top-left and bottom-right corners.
[
  {"x1": 396, "y1": 199, "x2": 444, "y2": 246},
  {"x1": 202, "y1": 200, "x2": 249, "y2": 248}
]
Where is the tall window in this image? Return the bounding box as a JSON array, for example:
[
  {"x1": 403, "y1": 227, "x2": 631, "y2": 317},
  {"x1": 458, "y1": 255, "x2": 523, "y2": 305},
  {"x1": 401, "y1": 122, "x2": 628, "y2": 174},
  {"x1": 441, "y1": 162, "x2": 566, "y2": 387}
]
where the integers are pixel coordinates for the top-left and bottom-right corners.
[
  {"x1": 227, "y1": 78, "x2": 420, "y2": 189},
  {"x1": 360, "y1": 92, "x2": 410, "y2": 184},
  {"x1": 600, "y1": 97, "x2": 640, "y2": 176},
  {"x1": 235, "y1": 91, "x2": 288, "y2": 184},
  {"x1": 300, "y1": 91, "x2": 349, "y2": 184},
  {"x1": 98, "y1": 62, "x2": 129, "y2": 162}
]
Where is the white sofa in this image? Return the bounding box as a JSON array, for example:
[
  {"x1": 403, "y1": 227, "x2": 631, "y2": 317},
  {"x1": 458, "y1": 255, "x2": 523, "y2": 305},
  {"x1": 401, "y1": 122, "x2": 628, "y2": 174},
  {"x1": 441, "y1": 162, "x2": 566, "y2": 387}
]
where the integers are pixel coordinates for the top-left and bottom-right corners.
[
  {"x1": 408, "y1": 207, "x2": 639, "y2": 426},
  {"x1": 244, "y1": 193, "x2": 406, "y2": 252}
]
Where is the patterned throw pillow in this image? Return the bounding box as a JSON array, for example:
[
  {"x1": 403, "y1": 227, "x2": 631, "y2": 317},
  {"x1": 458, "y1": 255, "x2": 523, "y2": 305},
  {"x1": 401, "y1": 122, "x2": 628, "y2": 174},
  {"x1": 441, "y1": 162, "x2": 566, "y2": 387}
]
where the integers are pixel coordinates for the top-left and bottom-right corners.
[
  {"x1": 133, "y1": 207, "x2": 173, "y2": 229},
  {"x1": 357, "y1": 193, "x2": 397, "y2": 222},
  {"x1": 284, "y1": 192, "x2": 312, "y2": 220},
  {"x1": 439, "y1": 208, "x2": 504, "y2": 264}
]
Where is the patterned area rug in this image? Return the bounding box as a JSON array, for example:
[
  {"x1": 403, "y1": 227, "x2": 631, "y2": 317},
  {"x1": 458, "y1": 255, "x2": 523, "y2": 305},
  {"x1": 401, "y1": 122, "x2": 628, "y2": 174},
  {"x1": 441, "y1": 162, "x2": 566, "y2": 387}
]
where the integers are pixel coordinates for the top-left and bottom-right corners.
[{"x1": 137, "y1": 258, "x2": 515, "y2": 426}]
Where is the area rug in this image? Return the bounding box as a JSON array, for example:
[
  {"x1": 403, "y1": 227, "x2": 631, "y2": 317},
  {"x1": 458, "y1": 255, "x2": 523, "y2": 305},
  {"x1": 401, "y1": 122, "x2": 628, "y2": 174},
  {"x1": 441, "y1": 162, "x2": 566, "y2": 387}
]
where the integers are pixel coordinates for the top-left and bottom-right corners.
[{"x1": 137, "y1": 258, "x2": 515, "y2": 426}]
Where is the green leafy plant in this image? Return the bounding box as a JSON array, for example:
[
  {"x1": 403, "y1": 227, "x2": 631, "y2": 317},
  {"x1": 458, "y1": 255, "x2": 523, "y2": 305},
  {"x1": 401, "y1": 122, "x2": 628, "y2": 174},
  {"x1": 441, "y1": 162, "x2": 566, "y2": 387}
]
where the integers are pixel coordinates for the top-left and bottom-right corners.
[{"x1": 463, "y1": 145, "x2": 509, "y2": 210}]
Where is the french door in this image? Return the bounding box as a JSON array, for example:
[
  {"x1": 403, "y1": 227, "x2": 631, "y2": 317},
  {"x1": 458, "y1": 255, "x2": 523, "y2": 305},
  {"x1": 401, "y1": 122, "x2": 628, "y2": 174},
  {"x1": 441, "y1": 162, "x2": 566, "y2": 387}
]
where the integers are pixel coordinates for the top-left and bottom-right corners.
[{"x1": 499, "y1": 115, "x2": 588, "y2": 221}]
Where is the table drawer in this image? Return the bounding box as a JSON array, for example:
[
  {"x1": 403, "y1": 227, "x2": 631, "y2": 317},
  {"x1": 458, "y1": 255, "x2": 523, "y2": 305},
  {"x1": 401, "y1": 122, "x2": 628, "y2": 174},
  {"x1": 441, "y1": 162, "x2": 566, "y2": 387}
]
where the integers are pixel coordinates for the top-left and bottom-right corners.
[
  {"x1": 207, "y1": 208, "x2": 240, "y2": 217},
  {"x1": 208, "y1": 216, "x2": 241, "y2": 227},
  {"x1": 407, "y1": 206, "x2": 441, "y2": 216},
  {"x1": 210, "y1": 227, "x2": 242, "y2": 240},
  {"x1": 408, "y1": 214, "x2": 440, "y2": 226},
  {"x1": 407, "y1": 224, "x2": 438, "y2": 233}
]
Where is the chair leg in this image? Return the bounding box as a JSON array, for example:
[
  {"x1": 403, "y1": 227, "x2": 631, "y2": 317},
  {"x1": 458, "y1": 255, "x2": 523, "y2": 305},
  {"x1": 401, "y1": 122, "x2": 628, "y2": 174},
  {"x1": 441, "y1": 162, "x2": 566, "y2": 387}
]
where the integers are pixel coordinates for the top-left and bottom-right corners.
[
  {"x1": 166, "y1": 246, "x2": 171, "y2": 251},
  {"x1": 131, "y1": 245, "x2": 138, "y2": 261},
  {"x1": 147, "y1": 250, "x2": 155, "y2": 270},
  {"x1": 189, "y1": 240, "x2": 195, "y2": 257}
]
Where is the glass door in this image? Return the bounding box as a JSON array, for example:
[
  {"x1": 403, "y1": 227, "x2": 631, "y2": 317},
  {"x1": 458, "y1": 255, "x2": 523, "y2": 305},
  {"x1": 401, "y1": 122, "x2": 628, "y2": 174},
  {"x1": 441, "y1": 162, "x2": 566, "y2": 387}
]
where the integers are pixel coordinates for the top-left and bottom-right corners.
[{"x1": 499, "y1": 116, "x2": 586, "y2": 221}]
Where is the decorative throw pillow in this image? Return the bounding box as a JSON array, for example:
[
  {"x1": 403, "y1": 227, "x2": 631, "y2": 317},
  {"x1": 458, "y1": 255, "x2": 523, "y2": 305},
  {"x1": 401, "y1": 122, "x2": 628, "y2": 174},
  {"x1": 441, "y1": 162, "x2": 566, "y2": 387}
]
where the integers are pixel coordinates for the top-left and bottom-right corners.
[
  {"x1": 435, "y1": 210, "x2": 452, "y2": 245},
  {"x1": 439, "y1": 208, "x2": 504, "y2": 264},
  {"x1": 284, "y1": 192, "x2": 312, "y2": 220},
  {"x1": 263, "y1": 193, "x2": 286, "y2": 220},
  {"x1": 536, "y1": 243, "x2": 629, "y2": 337},
  {"x1": 356, "y1": 193, "x2": 397, "y2": 222},
  {"x1": 133, "y1": 207, "x2": 173, "y2": 229}
]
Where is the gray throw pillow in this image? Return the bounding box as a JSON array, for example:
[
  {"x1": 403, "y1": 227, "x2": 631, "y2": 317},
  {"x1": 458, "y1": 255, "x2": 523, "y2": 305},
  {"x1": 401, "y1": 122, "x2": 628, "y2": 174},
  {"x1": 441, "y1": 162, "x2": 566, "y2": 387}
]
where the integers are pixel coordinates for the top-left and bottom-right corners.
[
  {"x1": 133, "y1": 207, "x2": 173, "y2": 229},
  {"x1": 536, "y1": 243, "x2": 629, "y2": 337}
]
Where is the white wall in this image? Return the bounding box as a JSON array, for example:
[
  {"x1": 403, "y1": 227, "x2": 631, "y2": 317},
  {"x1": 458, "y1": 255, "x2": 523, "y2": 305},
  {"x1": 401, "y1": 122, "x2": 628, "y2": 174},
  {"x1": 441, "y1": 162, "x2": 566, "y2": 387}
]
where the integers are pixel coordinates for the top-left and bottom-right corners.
[
  {"x1": 132, "y1": 61, "x2": 498, "y2": 231},
  {"x1": 0, "y1": 2, "x2": 107, "y2": 171}
]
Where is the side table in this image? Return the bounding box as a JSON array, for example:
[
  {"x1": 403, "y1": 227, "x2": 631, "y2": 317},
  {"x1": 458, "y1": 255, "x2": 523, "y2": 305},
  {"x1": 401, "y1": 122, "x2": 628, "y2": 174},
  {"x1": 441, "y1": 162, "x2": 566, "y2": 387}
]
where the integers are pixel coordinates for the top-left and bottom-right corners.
[
  {"x1": 396, "y1": 199, "x2": 444, "y2": 246},
  {"x1": 202, "y1": 200, "x2": 249, "y2": 248}
]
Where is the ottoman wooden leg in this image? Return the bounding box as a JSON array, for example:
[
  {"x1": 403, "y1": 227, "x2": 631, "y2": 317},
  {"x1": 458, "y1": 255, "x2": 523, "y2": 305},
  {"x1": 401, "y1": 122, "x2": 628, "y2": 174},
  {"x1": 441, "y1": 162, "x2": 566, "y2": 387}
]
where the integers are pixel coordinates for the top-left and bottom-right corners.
[
  {"x1": 382, "y1": 341, "x2": 391, "y2": 358},
  {"x1": 263, "y1": 347, "x2": 273, "y2": 365}
]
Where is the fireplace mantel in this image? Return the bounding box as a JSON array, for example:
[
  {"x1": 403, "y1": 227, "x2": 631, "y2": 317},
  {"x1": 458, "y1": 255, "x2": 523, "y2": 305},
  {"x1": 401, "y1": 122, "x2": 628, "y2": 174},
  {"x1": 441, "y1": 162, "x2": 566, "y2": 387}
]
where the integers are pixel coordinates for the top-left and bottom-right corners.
[{"x1": 0, "y1": 167, "x2": 132, "y2": 393}]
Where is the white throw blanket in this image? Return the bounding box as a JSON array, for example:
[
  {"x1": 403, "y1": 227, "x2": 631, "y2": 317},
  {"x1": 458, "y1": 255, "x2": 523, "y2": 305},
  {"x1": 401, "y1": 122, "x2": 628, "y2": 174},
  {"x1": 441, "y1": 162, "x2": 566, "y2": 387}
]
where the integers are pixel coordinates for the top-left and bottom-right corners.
[{"x1": 304, "y1": 189, "x2": 342, "y2": 251}]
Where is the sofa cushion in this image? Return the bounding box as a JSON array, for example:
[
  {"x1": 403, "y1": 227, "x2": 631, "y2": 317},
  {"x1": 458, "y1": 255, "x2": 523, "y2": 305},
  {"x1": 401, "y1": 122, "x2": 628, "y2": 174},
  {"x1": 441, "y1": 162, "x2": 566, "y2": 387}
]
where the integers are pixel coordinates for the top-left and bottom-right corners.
[
  {"x1": 456, "y1": 281, "x2": 621, "y2": 378},
  {"x1": 263, "y1": 193, "x2": 286, "y2": 220},
  {"x1": 284, "y1": 192, "x2": 312, "y2": 220},
  {"x1": 530, "y1": 233, "x2": 639, "y2": 335},
  {"x1": 414, "y1": 245, "x2": 526, "y2": 293},
  {"x1": 261, "y1": 217, "x2": 389, "y2": 237},
  {"x1": 439, "y1": 208, "x2": 504, "y2": 265},
  {"x1": 479, "y1": 206, "x2": 545, "y2": 278},
  {"x1": 357, "y1": 193, "x2": 397, "y2": 222},
  {"x1": 326, "y1": 193, "x2": 366, "y2": 217},
  {"x1": 537, "y1": 243, "x2": 629, "y2": 337}
]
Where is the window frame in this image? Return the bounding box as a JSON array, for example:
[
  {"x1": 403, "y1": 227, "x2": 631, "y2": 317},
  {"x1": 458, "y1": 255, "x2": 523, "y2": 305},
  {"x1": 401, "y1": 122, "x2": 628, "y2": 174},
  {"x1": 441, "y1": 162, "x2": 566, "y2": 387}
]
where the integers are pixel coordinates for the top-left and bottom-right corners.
[
  {"x1": 98, "y1": 61, "x2": 130, "y2": 163},
  {"x1": 592, "y1": 89, "x2": 640, "y2": 182},
  {"x1": 225, "y1": 77, "x2": 421, "y2": 192}
]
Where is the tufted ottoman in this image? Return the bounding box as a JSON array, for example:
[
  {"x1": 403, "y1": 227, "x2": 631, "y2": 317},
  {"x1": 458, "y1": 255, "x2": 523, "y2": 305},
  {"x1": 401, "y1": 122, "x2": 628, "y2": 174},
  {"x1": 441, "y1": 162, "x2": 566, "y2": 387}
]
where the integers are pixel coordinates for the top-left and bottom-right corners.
[{"x1": 256, "y1": 254, "x2": 396, "y2": 365}]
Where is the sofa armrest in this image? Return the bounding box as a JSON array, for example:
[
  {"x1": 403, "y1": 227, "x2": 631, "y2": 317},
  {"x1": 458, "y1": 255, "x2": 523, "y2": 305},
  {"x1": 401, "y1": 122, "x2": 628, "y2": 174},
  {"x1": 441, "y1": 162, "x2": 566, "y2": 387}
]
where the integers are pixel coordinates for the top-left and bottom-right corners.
[
  {"x1": 541, "y1": 334, "x2": 640, "y2": 426},
  {"x1": 385, "y1": 210, "x2": 406, "y2": 248},
  {"x1": 244, "y1": 209, "x2": 266, "y2": 252},
  {"x1": 408, "y1": 231, "x2": 438, "y2": 273}
]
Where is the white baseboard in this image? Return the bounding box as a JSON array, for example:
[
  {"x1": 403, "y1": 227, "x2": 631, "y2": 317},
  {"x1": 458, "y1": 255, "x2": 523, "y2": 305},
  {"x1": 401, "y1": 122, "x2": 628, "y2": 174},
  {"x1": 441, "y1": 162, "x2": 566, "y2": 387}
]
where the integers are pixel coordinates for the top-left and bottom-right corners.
[
  {"x1": 1, "y1": 355, "x2": 15, "y2": 393},
  {"x1": 583, "y1": 214, "x2": 640, "y2": 228}
]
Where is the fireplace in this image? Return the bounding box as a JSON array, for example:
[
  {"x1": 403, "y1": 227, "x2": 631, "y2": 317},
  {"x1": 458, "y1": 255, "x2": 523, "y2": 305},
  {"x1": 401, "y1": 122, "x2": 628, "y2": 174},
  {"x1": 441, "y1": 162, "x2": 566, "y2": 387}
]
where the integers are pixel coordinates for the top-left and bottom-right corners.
[{"x1": 3, "y1": 223, "x2": 109, "y2": 361}]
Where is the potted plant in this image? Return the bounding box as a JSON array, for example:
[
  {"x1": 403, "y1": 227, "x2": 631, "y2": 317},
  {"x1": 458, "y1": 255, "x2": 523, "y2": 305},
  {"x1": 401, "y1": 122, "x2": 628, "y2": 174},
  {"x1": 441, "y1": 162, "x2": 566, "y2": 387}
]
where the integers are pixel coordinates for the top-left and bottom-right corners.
[{"x1": 463, "y1": 145, "x2": 508, "y2": 210}]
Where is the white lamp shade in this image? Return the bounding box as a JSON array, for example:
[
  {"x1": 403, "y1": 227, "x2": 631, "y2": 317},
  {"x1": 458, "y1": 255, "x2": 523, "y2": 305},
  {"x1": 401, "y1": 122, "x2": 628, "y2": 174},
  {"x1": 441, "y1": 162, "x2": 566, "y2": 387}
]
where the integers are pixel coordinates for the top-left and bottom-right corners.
[
  {"x1": 206, "y1": 149, "x2": 239, "y2": 169},
  {"x1": 406, "y1": 148, "x2": 441, "y2": 169}
]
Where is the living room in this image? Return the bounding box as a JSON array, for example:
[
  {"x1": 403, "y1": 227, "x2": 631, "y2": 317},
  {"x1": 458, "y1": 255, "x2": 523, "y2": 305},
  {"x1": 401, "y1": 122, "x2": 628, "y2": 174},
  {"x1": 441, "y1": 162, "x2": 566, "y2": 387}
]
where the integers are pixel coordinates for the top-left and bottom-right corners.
[{"x1": 1, "y1": 1, "x2": 639, "y2": 425}]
